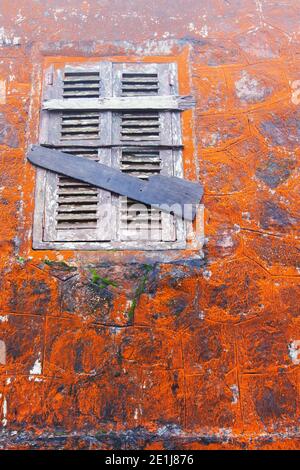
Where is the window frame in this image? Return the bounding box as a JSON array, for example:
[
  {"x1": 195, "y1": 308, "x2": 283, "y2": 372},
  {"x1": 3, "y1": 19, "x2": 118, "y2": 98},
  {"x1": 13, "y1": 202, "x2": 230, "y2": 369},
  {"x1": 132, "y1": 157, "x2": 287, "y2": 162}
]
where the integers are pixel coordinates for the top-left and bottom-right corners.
[{"x1": 32, "y1": 60, "x2": 190, "y2": 250}]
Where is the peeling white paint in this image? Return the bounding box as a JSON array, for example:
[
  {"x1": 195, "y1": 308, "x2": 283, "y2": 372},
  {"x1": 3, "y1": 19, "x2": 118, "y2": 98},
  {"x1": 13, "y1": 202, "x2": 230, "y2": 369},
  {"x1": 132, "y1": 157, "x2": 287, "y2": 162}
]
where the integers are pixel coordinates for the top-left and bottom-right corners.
[
  {"x1": 199, "y1": 25, "x2": 208, "y2": 38},
  {"x1": 230, "y1": 385, "x2": 239, "y2": 404},
  {"x1": 218, "y1": 234, "x2": 234, "y2": 248},
  {"x1": 235, "y1": 70, "x2": 271, "y2": 103},
  {"x1": 203, "y1": 132, "x2": 220, "y2": 147},
  {"x1": 0, "y1": 27, "x2": 21, "y2": 46},
  {"x1": 157, "y1": 425, "x2": 182, "y2": 437},
  {"x1": 288, "y1": 340, "x2": 300, "y2": 365},
  {"x1": 29, "y1": 353, "x2": 42, "y2": 376},
  {"x1": 109, "y1": 327, "x2": 122, "y2": 336},
  {"x1": 2, "y1": 396, "x2": 7, "y2": 427},
  {"x1": 291, "y1": 80, "x2": 300, "y2": 105},
  {"x1": 198, "y1": 311, "x2": 205, "y2": 320},
  {"x1": 0, "y1": 340, "x2": 6, "y2": 365},
  {"x1": 255, "y1": 0, "x2": 263, "y2": 14},
  {"x1": 242, "y1": 212, "x2": 251, "y2": 221},
  {"x1": 0, "y1": 80, "x2": 6, "y2": 104},
  {"x1": 203, "y1": 270, "x2": 212, "y2": 280},
  {"x1": 0, "y1": 315, "x2": 8, "y2": 322},
  {"x1": 128, "y1": 40, "x2": 174, "y2": 55},
  {"x1": 15, "y1": 11, "x2": 26, "y2": 25}
]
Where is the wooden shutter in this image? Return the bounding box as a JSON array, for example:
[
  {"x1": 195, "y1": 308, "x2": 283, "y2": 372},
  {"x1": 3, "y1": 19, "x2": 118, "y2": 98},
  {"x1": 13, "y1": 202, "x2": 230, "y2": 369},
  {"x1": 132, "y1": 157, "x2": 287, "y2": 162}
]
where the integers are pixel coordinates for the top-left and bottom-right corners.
[
  {"x1": 111, "y1": 63, "x2": 179, "y2": 242},
  {"x1": 41, "y1": 63, "x2": 114, "y2": 242}
]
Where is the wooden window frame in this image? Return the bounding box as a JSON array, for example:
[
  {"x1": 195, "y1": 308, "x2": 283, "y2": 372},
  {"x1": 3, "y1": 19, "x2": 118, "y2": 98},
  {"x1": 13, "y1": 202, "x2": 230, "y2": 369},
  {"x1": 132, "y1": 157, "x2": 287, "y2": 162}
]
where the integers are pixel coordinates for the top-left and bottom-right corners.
[{"x1": 33, "y1": 60, "x2": 190, "y2": 250}]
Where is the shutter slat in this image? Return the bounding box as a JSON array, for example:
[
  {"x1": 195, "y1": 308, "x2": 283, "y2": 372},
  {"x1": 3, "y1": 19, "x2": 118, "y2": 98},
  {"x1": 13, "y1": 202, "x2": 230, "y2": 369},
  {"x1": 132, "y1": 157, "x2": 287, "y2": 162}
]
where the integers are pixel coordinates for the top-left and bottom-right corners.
[
  {"x1": 58, "y1": 148, "x2": 99, "y2": 160},
  {"x1": 121, "y1": 135, "x2": 160, "y2": 141},
  {"x1": 122, "y1": 113, "x2": 159, "y2": 119},
  {"x1": 122, "y1": 92, "x2": 159, "y2": 96},
  {"x1": 121, "y1": 127, "x2": 159, "y2": 133},
  {"x1": 60, "y1": 113, "x2": 100, "y2": 118},
  {"x1": 62, "y1": 126, "x2": 100, "y2": 133},
  {"x1": 121, "y1": 156, "x2": 160, "y2": 162},
  {"x1": 120, "y1": 164, "x2": 160, "y2": 170},
  {"x1": 56, "y1": 213, "x2": 98, "y2": 221},
  {"x1": 58, "y1": 187, "x2": 98, "y2": 195},
  {"x1": 57, "y1": 196, "x2": 98, "y2": 203},
  {"x1": 63, "y1": 91, "x2": 100, "y2": 97},
  {"x1": 61, "y1": 134, "x2": 99, "y2": 140},
  {"x1": 121, "y1": 214, "x2": 161, "y2": 222},
  {"x1": 121, "y1": 120, "x2": 159, "y2": 126},
  {"x1": 58, "y1": 179, "x2": 96, "y2": 187},
  {"x1": 63, "y1": 84, "x2": 100, "y2": 90},
  {"x1": 57, "y1": 221, "x2": 98, "y2": 229},
  {"x1": 57, "y1": 204, "x2": 98, "y2": 212},
  {"x1": 122, "y1": 84, "x2": 159, "y2": 89},
  {"x1": 64, "y1": 71, "x2": 100, "y2": 77},
  {"x1": 121, "y1": 78, "x2": 158, "y2": 84}
]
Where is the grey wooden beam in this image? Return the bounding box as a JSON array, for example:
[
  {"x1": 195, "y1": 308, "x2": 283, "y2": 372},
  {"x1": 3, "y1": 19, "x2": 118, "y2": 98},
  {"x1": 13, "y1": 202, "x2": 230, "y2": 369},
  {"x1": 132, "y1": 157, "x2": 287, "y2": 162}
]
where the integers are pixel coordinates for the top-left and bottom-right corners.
[
  {"x1": 43, "y1": 95, "x2": 195, "y2": 111},
  {"x1": 28, "y1": 145, "x2": 203, "y2": 221},
  {"x1": 41, "y1": 143, "x2": 184, "y2": 149}
]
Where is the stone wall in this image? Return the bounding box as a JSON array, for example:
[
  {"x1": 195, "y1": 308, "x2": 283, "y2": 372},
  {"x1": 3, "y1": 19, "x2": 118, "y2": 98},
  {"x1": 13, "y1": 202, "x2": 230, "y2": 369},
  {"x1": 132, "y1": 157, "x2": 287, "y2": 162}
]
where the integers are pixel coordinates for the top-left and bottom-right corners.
[{"x1": 0, "y1": 0, "x2": 299, "y2": 449}]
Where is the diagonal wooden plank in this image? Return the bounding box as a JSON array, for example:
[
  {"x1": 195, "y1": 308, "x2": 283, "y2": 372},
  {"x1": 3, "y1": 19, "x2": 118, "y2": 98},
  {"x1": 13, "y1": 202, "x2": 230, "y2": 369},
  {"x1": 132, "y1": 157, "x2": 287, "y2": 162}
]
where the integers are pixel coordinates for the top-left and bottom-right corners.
[{"x1": 28, "y1": 145, "x2": 203, "y2": 221}]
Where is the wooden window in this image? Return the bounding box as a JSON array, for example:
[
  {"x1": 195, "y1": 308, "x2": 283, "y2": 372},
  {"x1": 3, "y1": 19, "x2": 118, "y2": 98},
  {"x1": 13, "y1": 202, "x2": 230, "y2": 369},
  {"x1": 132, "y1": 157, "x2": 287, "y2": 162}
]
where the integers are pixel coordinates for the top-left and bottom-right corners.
[{"x1": 33, "y1": 61, "x2": 187, "y2": 250}]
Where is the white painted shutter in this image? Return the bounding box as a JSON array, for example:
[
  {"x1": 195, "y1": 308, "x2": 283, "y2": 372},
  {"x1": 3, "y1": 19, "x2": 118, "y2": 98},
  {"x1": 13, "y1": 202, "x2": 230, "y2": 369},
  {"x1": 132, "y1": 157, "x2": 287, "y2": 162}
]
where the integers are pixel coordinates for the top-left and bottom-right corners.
[
  {"x1": 111, "y1": 63, "x2": 178, "y2": 242},
  {"x1": 41, "y1": 63, "x2": 114, "y2": 242}
]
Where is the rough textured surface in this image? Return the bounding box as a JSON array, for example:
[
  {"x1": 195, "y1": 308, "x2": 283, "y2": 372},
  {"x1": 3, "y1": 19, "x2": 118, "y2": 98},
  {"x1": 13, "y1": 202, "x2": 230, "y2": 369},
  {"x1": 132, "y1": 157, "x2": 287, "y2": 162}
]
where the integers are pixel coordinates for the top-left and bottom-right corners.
[{"x1": 0, "y1": 0, "x2": 299, "y2": 450}]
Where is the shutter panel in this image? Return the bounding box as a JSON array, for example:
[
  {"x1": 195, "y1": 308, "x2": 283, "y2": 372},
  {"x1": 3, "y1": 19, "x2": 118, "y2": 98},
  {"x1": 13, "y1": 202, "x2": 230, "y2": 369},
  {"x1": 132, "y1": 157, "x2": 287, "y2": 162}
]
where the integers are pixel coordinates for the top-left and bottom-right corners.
[
  {"x1": 36, "y1": 61, "x2": 185, "y2": 248},
  {"x1": 43, "y1": 63, "x2": 114, "y2": 242},
  {"x1": 112, "y1": 63, "x2": 176, "y2": 242},
  {"x1": 112, "y1": 63, "x2": 173, "y2": 147}
]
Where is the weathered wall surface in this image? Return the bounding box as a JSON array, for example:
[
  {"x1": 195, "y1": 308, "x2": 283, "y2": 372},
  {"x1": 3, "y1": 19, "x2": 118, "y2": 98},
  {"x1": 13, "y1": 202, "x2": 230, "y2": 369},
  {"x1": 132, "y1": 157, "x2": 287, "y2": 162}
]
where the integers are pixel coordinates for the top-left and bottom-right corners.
[{"x1": 0, "y1": 0, "x2": 299, "y2": 449}]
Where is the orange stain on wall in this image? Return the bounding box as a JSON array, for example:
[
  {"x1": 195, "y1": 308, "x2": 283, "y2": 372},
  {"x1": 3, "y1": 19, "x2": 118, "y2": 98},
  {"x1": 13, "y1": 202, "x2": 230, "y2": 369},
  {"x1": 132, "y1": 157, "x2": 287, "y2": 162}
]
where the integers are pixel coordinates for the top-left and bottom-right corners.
[{"x1": 0, "y1": 0, "x2": 299, "y2": 450}]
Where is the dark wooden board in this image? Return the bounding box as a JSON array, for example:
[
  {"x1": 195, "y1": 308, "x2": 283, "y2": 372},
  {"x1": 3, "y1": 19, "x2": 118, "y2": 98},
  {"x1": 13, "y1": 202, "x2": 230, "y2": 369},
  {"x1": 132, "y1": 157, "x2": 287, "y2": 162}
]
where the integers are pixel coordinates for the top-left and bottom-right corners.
[{"x1": 28, "y1": 145, "x2": 203, "y2": 221}]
